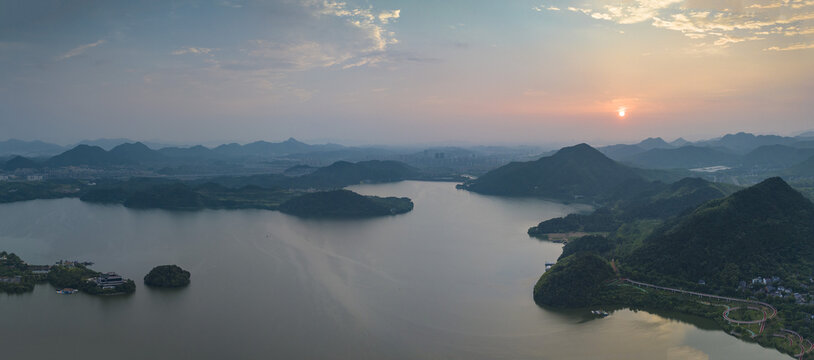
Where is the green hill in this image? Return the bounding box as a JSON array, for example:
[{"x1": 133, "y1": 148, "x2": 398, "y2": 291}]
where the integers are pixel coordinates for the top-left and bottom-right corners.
[
  {"x1": 528, "y1": 177, "x2": 737, "y2": 237},
  {"x1": 299, "y1": 160, "x2": 420, "y2": 188},
  {"x1": 624, "y1": 177, "x2": 814, "y2": 287},
  {"x1": 3, "y1": 155, "x2": 41, "y2": 170},
  {"x1": 622, "y1": 145, "x2": 739, "y2": 169},
  {"x1": 109, "y1": 142, "x2": 166, "y2": 163},
  {"x1": 461, "y1": 143, "x2": 643, "y2": 200},
  {"x1": 46, "y1": 145, "x2": 116, "y2": 167},
  {"x1": 533, "y1": 252, "x2": 615, "y2": 307},
  {"x1": 278, "y1": 189, "x2": 413, "y2": 218},
  {"x1": 742, "y1": 145, "x2": 814, "y2": 169},
  {"x1": 144, "y1": 265, "x2": 191, "y2": 287},
  {"x1": 785, "y1": 155, "x2": 814, "y2": 177}
]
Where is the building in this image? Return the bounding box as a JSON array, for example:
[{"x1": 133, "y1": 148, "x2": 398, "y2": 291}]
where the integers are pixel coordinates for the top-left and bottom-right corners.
[
  {"x1": 26, "y1": 175, "x2": 44, "y2": 181},
  {"x1": 94, "y1": 272, "x2": 126, "y2": 289},
  {"x1": 0, "y1": 276, "x2": 22, "y2": 284}
]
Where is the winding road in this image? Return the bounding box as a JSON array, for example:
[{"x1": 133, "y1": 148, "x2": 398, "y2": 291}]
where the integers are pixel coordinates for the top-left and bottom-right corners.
[{"x1": 622, "y1": 278, "x2": 814, "y2": 359}]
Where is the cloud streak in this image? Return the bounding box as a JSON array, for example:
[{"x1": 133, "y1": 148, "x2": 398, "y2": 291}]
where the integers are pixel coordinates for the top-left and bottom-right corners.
[
  {"x1": 172, "y1": 47, "x2": 217, "y2": 55},
  {"x1": 56, "y1": 39, "x2": 106, "y2": 61}
]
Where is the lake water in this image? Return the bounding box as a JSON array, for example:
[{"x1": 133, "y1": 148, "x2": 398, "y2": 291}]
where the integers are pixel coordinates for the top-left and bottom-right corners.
[{"x1": 0, "y1": 181, "x2": 790, "y2": 359}]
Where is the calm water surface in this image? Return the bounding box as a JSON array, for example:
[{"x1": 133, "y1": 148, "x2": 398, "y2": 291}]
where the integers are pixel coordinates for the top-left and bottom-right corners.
[{"x1": 0, "y1": 181, "x2": 790, "y2": 359}]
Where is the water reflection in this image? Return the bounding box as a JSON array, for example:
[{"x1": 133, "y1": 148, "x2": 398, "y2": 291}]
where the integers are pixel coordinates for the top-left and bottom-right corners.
[{"x1": 0, "y1": 181, "x2": 791, "y2": 359}]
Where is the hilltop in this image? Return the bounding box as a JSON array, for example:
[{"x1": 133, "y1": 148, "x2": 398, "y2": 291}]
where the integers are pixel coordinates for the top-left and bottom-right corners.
[
  {"x1": 459, "y1": 143, "x2": 642, "y2": 201},
  {"x1": 625, "y1": 177, "x2": 814, "y2": 287}
]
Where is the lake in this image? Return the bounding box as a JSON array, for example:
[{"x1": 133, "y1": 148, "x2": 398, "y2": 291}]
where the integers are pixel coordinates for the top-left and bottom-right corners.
[{"x1": 0, "y1": 181, "x2": 790, "y2": 359}]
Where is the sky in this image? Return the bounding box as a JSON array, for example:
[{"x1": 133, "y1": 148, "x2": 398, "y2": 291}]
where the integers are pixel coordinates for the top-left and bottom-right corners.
[{"x1": 1, "y1": 0, "x2": 813, "y2": 146}]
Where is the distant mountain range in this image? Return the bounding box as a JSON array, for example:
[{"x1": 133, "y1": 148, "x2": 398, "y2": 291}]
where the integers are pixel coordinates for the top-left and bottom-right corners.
[
  {"x1": 598, "y1": 132, "x2": 814, "y2": 171},
  {"x1": 0, "y1": 137, "x2": 345, "y2": 158}
]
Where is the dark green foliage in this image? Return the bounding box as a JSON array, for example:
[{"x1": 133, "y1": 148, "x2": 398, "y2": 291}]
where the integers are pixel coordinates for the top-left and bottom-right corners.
[
  {"x1": 46, "y1": 145, "x2": 116, "y2": 167},
  {"x1": 529, "y1": 177, "x2": 736, "y2": 238},
  {"x1": 108, "y1": 142, "x2": 166, "y2": 163},
  {"x1": 0, "y1": 251, "x2": 35, "y2": 294},
  {"x1": 0, "y1": 180, "x2": 85, "y2": 204},
  {"x1": 742, "y1": 145, "x2": 814, "y2": 169},
  {"x1": 197, "y1": 160, "x2": 420, "y2": 190},
  {"x1": 785, "y1": 155, "x2": 814, "y2": 177},
  {"x1": 144, "y1": 265, "x2": 191, "y2": 288},
  {"x1": 81, "y1": 178, "x2": 295, "y2": 210},
  {"x1": 621, "y1": 145, "x2": 740, "y2": 169},
  {"x1": 279, "y1": 189, "x2": 413, "y2": 218},
  {"x1": 533, "y1": 252, "x2": 615, "y2": 307},
  {"x1": 47, "y1": 265, "x2": 135, "y2": 295},
  {"x1": 46, "y1": 265, "x2": 99, "y2": 289},
  {"x1": 294, "y1": 160, "x2": 420, "y2": 189},
  {"x1": 559, "y1": 235, "x2": 617, "y2": 260},
  {"x1": 462, "y1": 143, "x2": 643, "y2": 200},
  {"x1": 124, "y1": 183, "x2": 206, "y2": 210},
  {"x1": 79, "y1": 186, "x2": 130, "y2": 203},
  {"x1": 529, "y1": 208, "x2": 621, "y2": 236},
  {"x1": 3, "y1": 156, "x2": 41, "y2": 170},
  {"x1": 625, "y1": 177, "x2": 814, "y2": 288}
]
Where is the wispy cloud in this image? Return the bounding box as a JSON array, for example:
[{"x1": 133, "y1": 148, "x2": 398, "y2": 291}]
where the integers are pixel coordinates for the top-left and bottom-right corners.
[
  {"x1": 765, "y1": 42, "x2": 814, "y2": 50},
  {"x1": 56, "y1": 39, "x2": 106, "y2": 61},
  {"x1": 172, "y1": 47, "x2": 217, "y2": 55},
  {"x1": 540, "y1": 0, "x2": 814, "y2": 51}
]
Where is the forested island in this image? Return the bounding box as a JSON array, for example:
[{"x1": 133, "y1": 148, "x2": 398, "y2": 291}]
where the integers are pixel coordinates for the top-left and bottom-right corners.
[
  {"x1": 144, "y1": 265, "x2": 191, "y2": 288},
  {"x1": 278, "y1": 189, "x2": 413, "y2": 218},
  {"x1": 0, "y1": 159, "x2": 417, "y2": 217},
  {"x1": 1, "y1": 253, "x2": 135, "y2": 296}
]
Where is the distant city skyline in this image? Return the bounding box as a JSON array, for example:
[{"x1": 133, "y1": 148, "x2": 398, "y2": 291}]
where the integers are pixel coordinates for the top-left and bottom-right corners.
[{"x1": 2, "y1": 0, "x2": 813, "y2": 145}]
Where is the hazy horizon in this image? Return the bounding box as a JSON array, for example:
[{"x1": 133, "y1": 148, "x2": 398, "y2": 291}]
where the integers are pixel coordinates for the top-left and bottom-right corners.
[
  {"x1": 2, "y1": 0, "x2": 813, "y2": 145},
  {"x1": 3, "y1": 128, "x2": 814, "y2": 150}
]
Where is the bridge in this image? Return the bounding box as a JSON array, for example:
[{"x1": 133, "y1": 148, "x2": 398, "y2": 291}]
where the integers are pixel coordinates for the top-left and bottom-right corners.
[{"x1": 622, "y1": 278, "x2": 814, "y2": 359}]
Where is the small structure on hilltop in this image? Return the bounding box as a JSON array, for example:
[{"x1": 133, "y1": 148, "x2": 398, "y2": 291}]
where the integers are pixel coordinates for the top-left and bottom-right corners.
[{"x1": 94, "y1": 272, "x2": 126, "y2": 289}]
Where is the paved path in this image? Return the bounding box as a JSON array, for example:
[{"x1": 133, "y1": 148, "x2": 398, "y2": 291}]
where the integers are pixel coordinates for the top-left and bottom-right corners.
[
  {"x1": 622, "y1": 278, "x2": 777, "y2": 319},
  {"x1": 622, "y1": 278, "x2": 814, "y2": 358}
]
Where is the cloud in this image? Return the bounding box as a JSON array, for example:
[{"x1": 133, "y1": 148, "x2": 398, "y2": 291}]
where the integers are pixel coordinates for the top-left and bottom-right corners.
[
  {"x1": 378, "y1": 9, "x2": 400, "y2": 24},
  {"x1": 56, "y1": 39, "x2": 106, "y2": 61},
  {"x1": 172, "y1": 47, "x2": 217, "y2": 55},
  {"x1": 533, "y1": 5, "x2": 561, "y2": 11},
  {"x1": 764, "y1": 42, "x2": 814, "y2": 50},
  {"x1": 542, "y1": 0, "x2": 814, "y2": 51}
]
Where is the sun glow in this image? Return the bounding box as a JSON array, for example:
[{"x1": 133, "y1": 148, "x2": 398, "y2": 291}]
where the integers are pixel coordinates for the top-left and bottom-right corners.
[{"x1": 617, "y1": 107, "x2": 627, "y2": 117}]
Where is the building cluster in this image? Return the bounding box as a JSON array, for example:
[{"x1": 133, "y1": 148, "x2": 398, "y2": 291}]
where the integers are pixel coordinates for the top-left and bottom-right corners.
[
  {"x1": 0, "y1": 174, "x2": 45, "y2": 182},
  {"x1": 93, "y1": 272, "x2": 126, "y2": 289},
  {"x1": 743, "y1": 276, "x2": 813, "y2": 305},
  {"x1": 0, "y1": 275, "x2": 22, "y2": 284}
]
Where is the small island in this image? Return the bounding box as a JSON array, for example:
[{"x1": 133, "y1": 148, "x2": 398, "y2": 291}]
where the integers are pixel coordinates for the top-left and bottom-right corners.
[
  {"x1": 278, "y1": 189, "x2": 413, "y2": 218},
  {"x1": 48, "y1": 265, "x2": 135, "y2": 295},
  {"x1": 1, "y1": 252, "x2": 134, "y2": 295},
  {"x1": 144, "y1": 265, "x2": 191, "y2": 288}
]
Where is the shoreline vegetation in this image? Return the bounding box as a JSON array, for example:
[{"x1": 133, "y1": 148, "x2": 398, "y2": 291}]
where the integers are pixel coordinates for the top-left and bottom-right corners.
[
  {"x1": 0, "y1": 159, "x2": 420, "y2": 218},
  {"x1": 528, "y1": 177, "x2": 814, "y2": 359},
  {"x1": 457, "y1": 144, "x2": 814, "y2": 359},
  {"x1": 1, "y1": 253, "x2": 135, "y2": 296}
]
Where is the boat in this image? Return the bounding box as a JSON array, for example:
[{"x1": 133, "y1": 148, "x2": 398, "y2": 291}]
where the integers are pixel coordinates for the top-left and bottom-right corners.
[
  {"x1": 56, "y1": 288, "x2": 78, "y2": 295},
  {"x1": 591, "y1": 310, "x2": 609, "y2": 317}
]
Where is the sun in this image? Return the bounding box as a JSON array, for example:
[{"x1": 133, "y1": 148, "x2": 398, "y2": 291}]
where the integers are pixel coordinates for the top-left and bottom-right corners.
[{"x1": 617, "y1": 107, "x2": 627, "y2": 118}]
